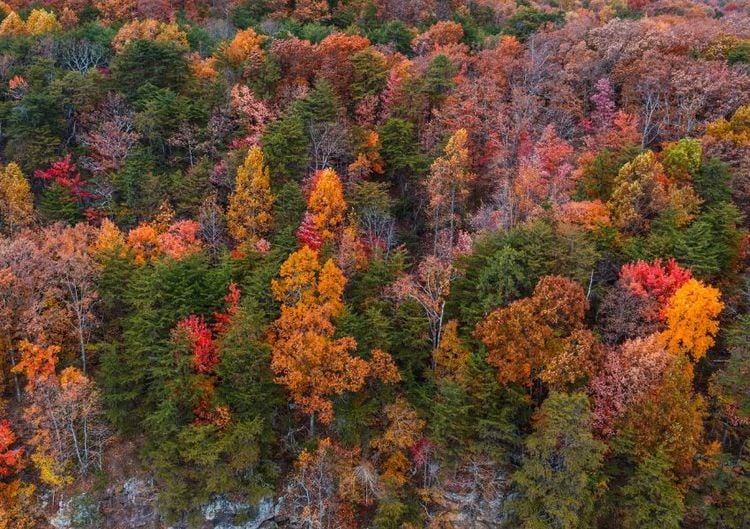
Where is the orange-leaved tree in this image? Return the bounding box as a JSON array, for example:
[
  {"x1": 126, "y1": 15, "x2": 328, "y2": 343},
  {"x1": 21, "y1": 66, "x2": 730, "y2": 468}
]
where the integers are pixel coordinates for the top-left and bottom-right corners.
[
  {"x1": 660, "y1": 278, "x2": 723, "y2": 361},
  {"x1": 474, "y1": 275, "x2": 599, "y2": 390},
  {"x1": 270, "y1": 246, "x2": 397, "y2": 429}
]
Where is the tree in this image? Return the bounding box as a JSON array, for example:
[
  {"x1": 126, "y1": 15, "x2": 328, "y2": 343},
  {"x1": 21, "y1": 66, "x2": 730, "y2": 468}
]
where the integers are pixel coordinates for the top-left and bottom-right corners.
[
  {"x1": 621, "y1": 355, "x2": 705, "y2": 476},
  {"x1": 0, "y1": 163, "x2": 34, "y2": 235},
  {"x1": 227, "y1": 147, "x2": 276, "y2": 245},
  {"x1": 426, "y1": 128, "x2": 474, "y2": 255},
  {"x1": 262, "y1": 112, "x2": 310, "y2": 179},
  {"x1": 158, "y1": 220, "x2": 202, "y2": 260},
  {"x1": 590, "y1": 335, "x2": 671, "y2": 437},
  {"x1": 307, "y1": 168, "x2": 346, "y2": 244},
  {"x1": 111, "y1": 40, "x2": 189, "y2": 95},
  {"x1": 40, "y1": 223, "x2": 99, "y2": 374},
  {"x1": 281, "y1": 438, "x2": 357, "y2": 529},
  {"x1": 710, "y1": 313, "x2": 750, "y2": 428},
  {"x1": 387, "y1": 256, "x2": 455, "y2": 351},
  {"x1": 618, "y1": 258, "x2": 692, "y2": 323},
  {"x1": 0, "y1": 418, "x2": 37, "y2": 529},
  {"x1": 474, "y1": 275, "x2": 595, "y2": 389},
  {"x1": 432, "y1": 319, "x2": 469, "y2": 380},
  {"x1": 15, "y1": 342, "x2": 109, "y2": 481},
  {"x1": 0, "y1": 421, "x2": 22, "y2": 477},
  {"x1": 660, "y1": 278, "x2": 723, "y2": 361},
  {"x1": 620, "y1": 451, "x2": 685, "y2": 529},
  {"x1": 270, "y1": 247, "x2": 397, "y2": 427},
  {"x1": 510, "y1": 391, "x2": 605, "y2": 529},
  {"x1": 607, "y1": 151, "x2": 668, "y2": 234}
]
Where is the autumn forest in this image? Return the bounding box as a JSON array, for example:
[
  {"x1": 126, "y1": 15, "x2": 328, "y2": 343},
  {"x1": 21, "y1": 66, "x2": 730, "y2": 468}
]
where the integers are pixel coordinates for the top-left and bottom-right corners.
[{"x1": 0, "y1": 0, "x2": 749, "y2": 527}]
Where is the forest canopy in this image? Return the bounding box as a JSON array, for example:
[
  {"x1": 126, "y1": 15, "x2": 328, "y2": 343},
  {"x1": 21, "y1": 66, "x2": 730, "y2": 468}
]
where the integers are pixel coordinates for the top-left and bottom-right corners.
[{"x1": 0, "y1": 0, "x2": 749, "y2": 528}]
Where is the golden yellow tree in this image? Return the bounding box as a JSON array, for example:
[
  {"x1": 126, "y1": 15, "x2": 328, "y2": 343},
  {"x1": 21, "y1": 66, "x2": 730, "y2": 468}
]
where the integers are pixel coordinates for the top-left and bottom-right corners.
[
  {"x1": 661, "y1": 278, "x2": 723, "y2": 361},
  {"x1": 227, "y1": 147, "x2": 275, "y2": 244},
  {"x1": 308, "y1": 168, "x2": 347, "y2": 243},
  {"x1": 432, "y1": 319, "x2": 469, "y2": 381},
  {"x1": 0, "y1": 162, "x2": 34, "y2": 235},
  {"x1": 24, "y1": 9, "x2": 60, "y2": 35}
]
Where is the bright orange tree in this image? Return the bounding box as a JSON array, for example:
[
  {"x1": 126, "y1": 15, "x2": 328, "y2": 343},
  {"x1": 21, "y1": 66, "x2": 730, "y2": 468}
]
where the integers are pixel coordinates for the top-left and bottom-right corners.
[
  {"x1": 660, "y1": 278, "x2": 723, "y2": 361},
  {"x1": 270, "y1": 246, "x2": 397, "y2": 427}
]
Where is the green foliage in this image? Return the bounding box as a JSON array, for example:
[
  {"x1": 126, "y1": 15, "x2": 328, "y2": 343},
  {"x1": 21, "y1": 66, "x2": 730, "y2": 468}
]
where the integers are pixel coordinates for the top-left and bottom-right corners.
[
  {"x1": 694, "y1": 157, "x2": 732, "y2": 206},
  {"x1": 510, "y1": 391, "x2": 605, "y2": 529},
  {"x1": 145, "y1": 296, "x2": 280, "y2": 522},
  {"x1": 574, "y1": 145, "x2": 642, "y2": 201},
  {"x1": 378, "y1": 118, "x2": 427, "y2": 184},
  {"x1": 628, "y1": 202, "x2": 745, "y2": 278},
  {"x1": 502, "y1": 7, "x2": 564, "y2": 41},
  {"x1": 99, "y1": 253, "x2": 230, "y2": 430},
  {"x1": 700, "y1": 441, "x2": 750, "y2": 529},
  {"x1": 262, "y1": 112, "x2": 309, "y2": 180},
  {"x1": 710, "y1": 313, "x2": 750, "y2": 428},
  {"x1": 350, "y1": 48, "x2": 389, "y2": 102},
  {"x1": 37, "y1": 182, "x2": 84, "y2": 224},
  {"x1": 111, "y1": 40, "x2": 190, "y2": 96},
  {"x1": 662, "y1": 138, "x2": 702, "y2": 180},
  {"x1": 619, "y1": 451, "x2": 684, "y2": 529},
  {"x1": 448, "y1": 221, "x2": 599, "y2": 328},
  {"x1": 367, "y1": 20, "x2": 414, "y2": 55}
]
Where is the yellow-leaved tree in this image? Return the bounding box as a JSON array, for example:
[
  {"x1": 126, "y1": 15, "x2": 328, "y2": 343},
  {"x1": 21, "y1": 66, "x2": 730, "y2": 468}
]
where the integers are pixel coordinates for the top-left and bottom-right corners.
[
  {"x1": 227, "y1": 146, "x2": 275, "y2": 244},
  {"x1": 308, "y1": 168, "x2": 347, "y2": 243},
  {"x1": 0, "y1": 162, "x2": 34, "y2": 235}
]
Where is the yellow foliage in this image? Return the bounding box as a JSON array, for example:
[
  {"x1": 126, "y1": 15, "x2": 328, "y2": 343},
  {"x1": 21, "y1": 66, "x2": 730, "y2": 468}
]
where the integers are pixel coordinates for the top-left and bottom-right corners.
[
  {"x1": 0, "y1": 162, "x2": 34, "y2": 235},
  {"x1": 271, "y1": 246, "x2": 322, "y2": 308},
  {"x1": 308, "y1": 168, "x2": 347, "y2": 243},
  {"x1": 24, "y1": 9, "x2": 60, "y2": 35},
  {"x1": 706, "y1": 104, "x2": 750, "y2": 145},
  {"x1": 432, "y1": 320, "x2": 469, "y2": 381},
  {"x1": 381, "y1": 451, "x2": 410, "y2": 487},
  {"x1": 0, "y1": 12, "x2": 24, "y2": 36},
  {"x1": 660, "y1": 278, "x2": 723, "y2": 361},
  {"x1": 31, "y1": 453, "x2": 72, "y2": 489},
  {"x1": 112, "y1": 19, "x2": 189, "y2": 53},
  {"x1": 0, "y1": 480, "x2": 38, "y2": 529},
  {"x1": 224, "y1": 28, "x2": 266, "y2": 65},
  {"x1": 227, "y1": 146, "x2": 275, "y2": 244},
  {"x1": 92, "y1": 218, "x2": 126, "y2": 255}
]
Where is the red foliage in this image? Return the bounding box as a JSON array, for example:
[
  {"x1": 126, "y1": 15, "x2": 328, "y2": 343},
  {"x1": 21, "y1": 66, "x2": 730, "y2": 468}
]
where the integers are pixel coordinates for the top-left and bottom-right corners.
[
  {"x1": 408, "y1": 437, "x2": 435, "y2": 469},
  {"x1": 34, "y1": 154, "x2": 93, "y2": 200},
  {"x1": 212, "y1": 281, "x2": 240, "y2": 335},
  {"x1": 0, "y1": 420, "x2": 23, "y2": 477},
  {"x1": 177, "y1": 314, "x2": 218, "y2": 374},
  {"x1": 619, "y1": 258, "x2": 692, "y2": 321},
  {"x1": 296, "y1": 212, "x2": 324, "y2": 251}
]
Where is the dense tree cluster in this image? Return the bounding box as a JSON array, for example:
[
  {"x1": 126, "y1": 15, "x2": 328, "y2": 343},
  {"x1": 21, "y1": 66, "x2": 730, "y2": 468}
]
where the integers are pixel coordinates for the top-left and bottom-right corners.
[{"x1": 0, "y1": 0, "x2": 749, "y2": 527}]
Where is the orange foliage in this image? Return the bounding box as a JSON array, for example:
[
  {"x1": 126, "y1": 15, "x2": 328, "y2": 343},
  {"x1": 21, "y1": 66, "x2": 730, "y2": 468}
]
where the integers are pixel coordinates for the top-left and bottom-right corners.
[
  {"x1": 12, "y1": 340, "x2": 59, "y2": 390},
  {"x1": 432, "y1": 319, "x2": 469, "y2": 381},
  {"x1": 127, "y1": 224, "x2": 161, "y2": 265},
  {"x1": 223, "y1": 28, "x2": 266, "y2": 66},
  {"x1": 158, "y1": 220, "x2": 202, "y2": 260},
  {"x1": 270, "y1": 248, "x2": 375, "y2": 424},
  {"x1": 474, "y1": 276, "x2": 597, "y2": 388},
  {"x1": 660, "y1": 278, "x2": 723, "y2": 361}
]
